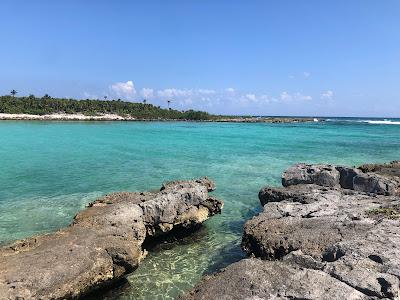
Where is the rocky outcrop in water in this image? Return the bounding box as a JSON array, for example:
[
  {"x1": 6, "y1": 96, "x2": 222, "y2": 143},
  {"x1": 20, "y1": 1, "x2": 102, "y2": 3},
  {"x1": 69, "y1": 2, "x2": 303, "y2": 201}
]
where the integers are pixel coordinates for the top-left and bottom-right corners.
[
  {"x1": 0, "y1": 178, "x2": 223, "y2": 300},
  {"x1": 214, "y1": 117, "x2": 321, "y2": 123},
  {"x1": 181, "y1": 161, "x2": 400, "y2": 300}
]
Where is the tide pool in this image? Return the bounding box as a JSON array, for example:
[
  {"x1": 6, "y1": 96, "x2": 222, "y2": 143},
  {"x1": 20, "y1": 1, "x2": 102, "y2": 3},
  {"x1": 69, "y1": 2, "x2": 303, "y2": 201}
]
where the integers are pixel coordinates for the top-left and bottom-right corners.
[{"x1": 0, "y1": 120, "x2": 399, "y2": 299}]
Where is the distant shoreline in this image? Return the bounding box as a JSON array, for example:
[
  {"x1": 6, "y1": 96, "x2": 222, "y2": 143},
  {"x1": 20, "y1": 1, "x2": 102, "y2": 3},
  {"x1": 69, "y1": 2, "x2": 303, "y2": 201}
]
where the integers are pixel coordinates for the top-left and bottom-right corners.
[{"x1": 0, "y1": 113, "x2": 321, "y2": 123}]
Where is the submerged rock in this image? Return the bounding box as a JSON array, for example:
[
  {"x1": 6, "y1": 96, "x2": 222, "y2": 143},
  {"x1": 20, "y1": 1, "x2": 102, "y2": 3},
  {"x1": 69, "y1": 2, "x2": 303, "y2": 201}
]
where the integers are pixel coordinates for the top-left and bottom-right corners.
[
  {"x1": 181, "y1": 162, "x2": 400, "y2": 299},
  {"x1": 0, "y1": 177, "x2": 223, "y2": 300}
]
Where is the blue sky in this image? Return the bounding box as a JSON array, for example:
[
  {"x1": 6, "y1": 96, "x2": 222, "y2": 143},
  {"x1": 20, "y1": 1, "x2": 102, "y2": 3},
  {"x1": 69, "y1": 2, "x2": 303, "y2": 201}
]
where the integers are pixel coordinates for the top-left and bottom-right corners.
[{"x1": 0, "y1": 0, "x2": 399, "y2": 117}]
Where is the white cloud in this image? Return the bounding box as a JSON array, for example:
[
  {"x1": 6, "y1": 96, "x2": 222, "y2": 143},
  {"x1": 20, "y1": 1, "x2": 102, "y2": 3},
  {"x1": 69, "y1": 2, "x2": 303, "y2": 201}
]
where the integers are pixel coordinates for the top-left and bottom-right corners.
[
  {"x1": 110, "y1": 80, "x2": 136, "y2": 99},
  {"x1": 157, "y1": 88, "x2": 216, "y2": 98},
  {"x1": 245, "y1": 94, "x2": 257, "y2": 101},
  {"x1": 281, "y1": 91, "x2": 312, "y2": 102},
  {"x1": 296, "y1": 93, "x2": 312, "y2": 101},
  {"x1": 198, "y1": 89, "x2": 216, "y2": 95},
  {"x1": 280, "y1": 91, "x2": 292, "y2": 102},
  {"x1": 141, "y1": 88, "x2": 154, "y2": 99},
  {"x1": 321, "y1": 90, "x2": 333, "y2": 100},
  {"x1": 259, "y1": 95, "x2": 270, "y2": 103},
  {"x1": 180, "y1": 98, "x2": 193, "y2": 105},
  {"x1": 157, "y1": 88, "x2": 193, "y2": 98},
  {"x1": 303, "y1": 71, "x2": 311, "y2": 78},
  {"x1": 101, "y1": 81, "x2": 323, "y2": 113}
]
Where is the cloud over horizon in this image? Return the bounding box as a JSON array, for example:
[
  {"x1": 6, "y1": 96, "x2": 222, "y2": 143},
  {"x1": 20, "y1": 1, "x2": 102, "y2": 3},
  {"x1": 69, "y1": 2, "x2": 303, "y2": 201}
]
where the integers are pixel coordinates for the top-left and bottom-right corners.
[
  {"x1": 321, "y1": 90, "x2": 334, "y2": 100},
  {"x1": 98, "y1": 80, "x2": 323, "y2": 114},
  {"x1": 110, "y1": 81, "x2": 136, "y2": 99}
]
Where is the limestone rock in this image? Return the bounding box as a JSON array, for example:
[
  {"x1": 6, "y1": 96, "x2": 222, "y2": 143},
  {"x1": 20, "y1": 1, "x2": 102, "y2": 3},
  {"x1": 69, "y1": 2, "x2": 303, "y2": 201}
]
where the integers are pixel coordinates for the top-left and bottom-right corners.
[
  {"x1": 336, "y1": 165, "x2": 362, "y2": 189},
  {"x1": 243, "y1": 186, "x2": 400, "y2": 298},
  {"x1": 353, "y1": 172, "x2": 399, "y2": 195},
  {"x1": 282, "y1": 163, "x2": 340, "y2": 187},
  {"x1": 0, "y1": 178, "x2": 223, "y2": 300},
  {"x1": 182, "y1": 162, "x2": 400, "y2": 299},
  {"x1": 180, "y1": 258, "x2": 368, "y2": 300},
  {"x1": 282, "y1": 162, "x2": 400, "y2": 195}
]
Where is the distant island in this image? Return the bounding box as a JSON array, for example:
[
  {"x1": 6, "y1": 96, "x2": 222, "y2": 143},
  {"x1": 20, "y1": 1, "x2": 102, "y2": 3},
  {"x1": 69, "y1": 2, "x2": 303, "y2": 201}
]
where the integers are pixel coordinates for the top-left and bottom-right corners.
[
  {"x1": 0, "y1": 95, "x2": 319, "y2": 123},
  {"x1": 0, "y1": 95, "x2": 213, "y2": 121}
]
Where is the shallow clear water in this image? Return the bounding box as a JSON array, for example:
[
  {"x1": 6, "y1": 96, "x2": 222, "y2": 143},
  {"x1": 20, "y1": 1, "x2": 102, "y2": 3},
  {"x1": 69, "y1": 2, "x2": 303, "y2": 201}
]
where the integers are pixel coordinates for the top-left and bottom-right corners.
[{"x1": 0, "y1": 120, "x2": 399, "y2": 299}]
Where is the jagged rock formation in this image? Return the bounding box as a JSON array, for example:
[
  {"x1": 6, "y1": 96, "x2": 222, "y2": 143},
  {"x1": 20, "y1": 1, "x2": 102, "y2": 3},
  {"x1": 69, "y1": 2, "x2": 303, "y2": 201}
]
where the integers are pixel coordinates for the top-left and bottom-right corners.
[
  {"x1": 181, "y1": 161, "x2": 400, "y2": 300},
  {"x1": 0, "y1": 178, "x2": 223, "y2": 300},
  {"x1": 281, "y1": 162, "x2": 400, "y2": 195}
]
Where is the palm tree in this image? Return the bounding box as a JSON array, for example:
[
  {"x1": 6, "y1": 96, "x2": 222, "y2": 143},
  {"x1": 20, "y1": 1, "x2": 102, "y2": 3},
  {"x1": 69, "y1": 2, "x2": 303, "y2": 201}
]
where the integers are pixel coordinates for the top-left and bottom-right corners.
[
  {"x1": 167, "y1": 100, "x2": 171, "y2": 110},
  {"x1": 104, "y1": 96, "x2": 107, "y2": 100},
  {"x1": 10, "y1": 90, "x2": 17, "y2": 97},
  {"x1": 143, "y1": 99, "x2": 147, "y2": 104}
]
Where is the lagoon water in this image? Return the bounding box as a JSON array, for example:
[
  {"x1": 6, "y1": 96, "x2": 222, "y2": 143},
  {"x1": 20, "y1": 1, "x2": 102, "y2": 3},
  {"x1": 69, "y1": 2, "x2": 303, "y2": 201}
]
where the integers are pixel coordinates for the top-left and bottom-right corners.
[{"x1": 1, "y1": 120, "x2": 400, "y2": 299}]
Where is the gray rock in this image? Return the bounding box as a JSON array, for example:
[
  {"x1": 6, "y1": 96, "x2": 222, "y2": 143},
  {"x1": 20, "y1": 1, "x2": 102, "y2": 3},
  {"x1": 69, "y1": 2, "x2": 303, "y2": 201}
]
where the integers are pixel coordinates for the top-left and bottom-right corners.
[
  {"x1": 243, "y1": 185, "x2": 400, "y2": 298},
  {"x1": 336, "y1": 165, "x2": 361, "y2": 189},
  {"x1": 0, "y1": 177, "x2": 223, "y2": 300},
  {"x1": 281, "y1": 162, "x2": 400, "y2": 195},
  {"x1": 359, "y1": 161, "x2": 400, "y2": 177},
  {"x1": 179, "y1": 258, "x2": 368, "y2": 300},
  {"x1": 182, "y1": 162, "x2": 400, "y2": 300},
  {"x1": 355, "y1": 161, "x2": 400, "y2": 196},
  {"x1": 353, "y1": 172, "x2": 399, "y2": 195},
  {"x1": 282, "y1": 163, "x2": 340, "y2": 187}
]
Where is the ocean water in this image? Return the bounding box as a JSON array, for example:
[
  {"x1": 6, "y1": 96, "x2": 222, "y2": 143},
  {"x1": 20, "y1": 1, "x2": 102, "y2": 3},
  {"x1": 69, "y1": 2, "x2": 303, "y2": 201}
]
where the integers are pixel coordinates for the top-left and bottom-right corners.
[{"x1": 0, "y1": 120, "x2": 399, "y2": 299}]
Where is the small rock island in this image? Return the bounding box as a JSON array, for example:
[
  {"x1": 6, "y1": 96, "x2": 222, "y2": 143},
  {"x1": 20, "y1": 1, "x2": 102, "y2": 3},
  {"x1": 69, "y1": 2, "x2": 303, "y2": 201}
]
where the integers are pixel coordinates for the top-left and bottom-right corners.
[
  {"x1": 181, "y1": 161, "x2": 400, "y2": 299},
  {"x1": 0, "y1": 178, "x2": 223, "y2": 299}
]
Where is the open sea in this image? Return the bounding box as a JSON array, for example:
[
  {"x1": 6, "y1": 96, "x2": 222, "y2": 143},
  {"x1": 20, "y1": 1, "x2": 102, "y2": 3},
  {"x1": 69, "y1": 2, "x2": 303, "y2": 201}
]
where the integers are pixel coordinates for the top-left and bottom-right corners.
[{"x1": 1, "y1": 118, "x2": 400, "y2": 299}]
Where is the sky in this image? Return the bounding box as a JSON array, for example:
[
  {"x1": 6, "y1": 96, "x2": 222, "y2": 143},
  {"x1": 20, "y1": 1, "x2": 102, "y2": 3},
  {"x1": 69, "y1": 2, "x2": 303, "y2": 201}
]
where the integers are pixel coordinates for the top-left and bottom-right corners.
[{"x1": 0, "y1": 0, "x2": 399, "y2": 117}]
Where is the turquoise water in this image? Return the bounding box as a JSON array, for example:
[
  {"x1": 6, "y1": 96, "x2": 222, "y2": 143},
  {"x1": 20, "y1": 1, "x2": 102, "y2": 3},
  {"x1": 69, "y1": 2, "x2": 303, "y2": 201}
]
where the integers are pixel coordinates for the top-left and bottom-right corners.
[{"x1": 1, "y1": 120, "x2": 399, "y2": 299}]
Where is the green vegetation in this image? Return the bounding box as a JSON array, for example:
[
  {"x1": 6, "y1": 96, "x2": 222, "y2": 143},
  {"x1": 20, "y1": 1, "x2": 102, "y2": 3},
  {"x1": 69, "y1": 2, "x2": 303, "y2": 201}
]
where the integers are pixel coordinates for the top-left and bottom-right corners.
[
  {"x1": 0, "y1": 95, "x2": 215, "y2": 120},
  {"x1": 367, "y1": 206, "x2": 400, "y2": 219}
]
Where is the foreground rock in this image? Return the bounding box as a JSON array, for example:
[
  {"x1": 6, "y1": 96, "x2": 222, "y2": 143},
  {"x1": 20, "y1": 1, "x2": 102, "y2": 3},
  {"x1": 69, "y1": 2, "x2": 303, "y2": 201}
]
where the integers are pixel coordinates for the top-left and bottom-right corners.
[
  {"x1": 182, "y1": 258, "x2": 369, "y2": 300},
  {"x1": 0, "y1": 178, "x2": 223, "y2": 300},
  {"x1": 181, "y1": 161, "x2": 400, "y2": 299}
]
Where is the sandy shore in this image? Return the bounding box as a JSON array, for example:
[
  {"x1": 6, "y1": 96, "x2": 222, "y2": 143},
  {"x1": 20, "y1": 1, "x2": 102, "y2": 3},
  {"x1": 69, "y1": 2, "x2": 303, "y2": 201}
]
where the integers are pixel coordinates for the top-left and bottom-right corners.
[{"x1": 0, "y1": 113, "x2": 134, "y2": 121}]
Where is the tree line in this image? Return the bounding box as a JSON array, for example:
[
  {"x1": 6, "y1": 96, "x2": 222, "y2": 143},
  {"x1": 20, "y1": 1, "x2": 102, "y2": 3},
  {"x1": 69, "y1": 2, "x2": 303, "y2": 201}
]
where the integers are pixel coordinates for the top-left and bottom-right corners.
[{"x1": 0, "y1": 94, "x2": 215, "y2": 120}]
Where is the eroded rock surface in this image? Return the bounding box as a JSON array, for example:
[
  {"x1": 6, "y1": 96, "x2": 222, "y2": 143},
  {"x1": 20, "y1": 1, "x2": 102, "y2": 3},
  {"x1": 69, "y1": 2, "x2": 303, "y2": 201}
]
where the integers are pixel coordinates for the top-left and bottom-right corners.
[
  {"x1": 282, "y1": 161, "x2": 400, "y2": 195},
  {"x1": 181, "y1": 258, "x2": 369, "y2": 300},
  {"x1": 181, "y1": 162, "x2": 400, "y2": 300},
  {"x1": 0, "y1": 177, "x2": 223, "y2": 300}
]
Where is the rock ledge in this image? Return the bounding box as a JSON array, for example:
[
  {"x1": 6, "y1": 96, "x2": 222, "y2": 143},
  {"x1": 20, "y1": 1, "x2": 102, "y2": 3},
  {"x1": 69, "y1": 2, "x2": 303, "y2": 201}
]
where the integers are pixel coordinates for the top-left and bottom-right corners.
[
  {"x1": 181, "y1": 162, "x2": 400, "y2": 300},
  {"x1": 0, "y1": 177, "x2": 223, "y2": 300}
]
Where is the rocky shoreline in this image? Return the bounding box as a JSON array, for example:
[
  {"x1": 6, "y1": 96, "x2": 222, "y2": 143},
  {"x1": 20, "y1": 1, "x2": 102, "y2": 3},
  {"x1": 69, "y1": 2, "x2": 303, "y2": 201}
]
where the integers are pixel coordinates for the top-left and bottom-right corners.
[
  {"x1": 0, "y1": 178, "x2": 223, "y2": 299},
  {"x1": 181, "y1": 161, "x2": 400, "y2": 299},
  {"x1": 3, "y1": 161, "x2": 398, "y2": 299},
  {"x1": 0, "y1": 113, "x2": 321, "y2": 123},
  {"x1": 213, "y1": 116, "x2": 320, "y2": 123}
]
